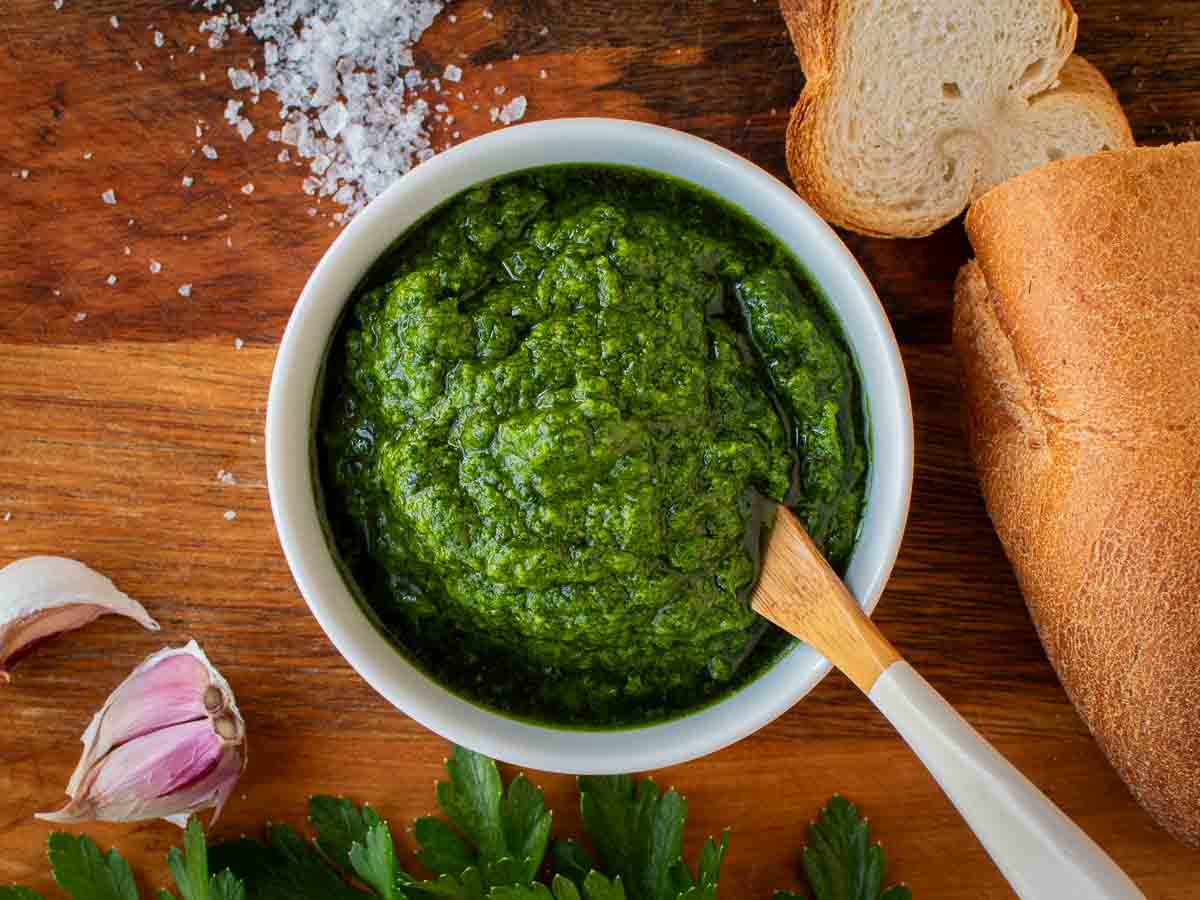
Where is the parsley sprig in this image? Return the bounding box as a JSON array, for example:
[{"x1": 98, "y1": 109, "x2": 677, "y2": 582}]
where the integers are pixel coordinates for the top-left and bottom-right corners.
[{"x1": 3, "y1": 748, "x2": 907, "y2": 900}]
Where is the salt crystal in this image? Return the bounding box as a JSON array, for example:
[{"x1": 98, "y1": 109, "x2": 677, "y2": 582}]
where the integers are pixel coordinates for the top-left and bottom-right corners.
[
  {"x1": 201, "y1": 144, "x2": 218, "y2": 159},
  {"x1": 105, "y1": 274, "x2": 117, "y2": 286},
  {"x1": 2, "y1": 513, "x2": 10, "y2": 523},
  {"x1": 435, "y1": 103, "x2": 448, "y2": 113},
  {"x1": 237, "y1": 118, "x2": 254, "y2": 141},
  {"x1": 539, "y1": 69, "x2": 547, "y2": 79},
  {"x1": 149, "y1": 260, "x2": 162, "y2": 274},
  {"x1": 443, "y1": 64, "x2": 462, "y2": 83},
  {"x1": 539, "y1": 25, "x2": 549, "y2": 36},
  {"x1": 482, "y1": 8, "x2": 493, "y2": 19},
  {"x1": 228, "y1": 67, "x2": 256, "y2": 90},
  {"x1": 123, "y1": 246, "x2": 131, "y2": 255},
  {"x1": 306, "y1": 207, "x2": 317, "y2": 217},
  {"x1": 195, "y1": 124, "x2": 203, "y2": 138},
  {"x1": 135, "y1": 60, "x2": 143, "y2": 72},
  {"x1": 224, "y1": 98, "x2": 244, "y2": 123},
  {"x1": 498, "y1": 95, "x2": 527, "y2": 125},
  {"x1": 217, "y1": 469, "x2": 238, "y2": 485},
  {"x1": 234, "y1": 338, "x2": 244, "y2": 350},
  {"x1": 83, "y1": 150, "x2": 92, "y2": 159},
  {"x1": 278, "y1": 149, "x2": 290, "y2": 163},
  {"x1": 494, "y1": 85, "x2": 506, "y2": 96},
  {"x1": 224, "y1": 510, "x2": 237, "y2": 521},
  {"x1": 489, "y1": 107, "x2": 499, "y2": 122},
  {"x1": 318, "y1": 101, "x2": 348, "y2": 139},
  {"x1": 512, "y1": 54, "x2": 520, "y2": 61},
  {"x1": 53, "y1": 0, "x2": 62, "y2": 9},
  {"x1": 448, "y1": 14, "x2": 457, "y2": 23},
  {"x1": 110, "y1": 15, "x2": 119, "y2": 28},
  {"x1": 19, "y1": 169, "x2": 29, "y2": 179},
  {"x1": 178, "y1": 283, "x2": 192, "y2": 297},
  {"x1": 153, "y1": 31, "x2": 164, "y2": 48},
  {"x1": 101, "y1": 189, "x2": 116, "y2": 205},
  {"x1": 182, "y1": 175, "x2": 194, "y2": 187},
  {"x1": 241, "y1": 183, "x2": 254, "y2": 194},
  {"x1": 226, "y1": 237, "x2": 233, "y2": 248},
  {"x1": 199, "y1": 72, "x2": 207, "y2": 81},
  {"x1": 74, "y1": 312, "x2": 88, "y2": 321}
]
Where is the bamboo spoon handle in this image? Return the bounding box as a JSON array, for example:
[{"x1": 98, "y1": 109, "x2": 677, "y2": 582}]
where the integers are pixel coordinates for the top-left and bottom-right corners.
[{"x1": 752, "y1": 508, "x2": 1145, "y2": 900}]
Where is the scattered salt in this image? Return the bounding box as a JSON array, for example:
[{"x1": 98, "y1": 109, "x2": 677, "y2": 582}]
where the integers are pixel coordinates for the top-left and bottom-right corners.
[
  {"x1": 123, "y1": 246, "x2": 131, "y2": 255},
  {"x1": 105, "y1": 274, "x2": 117, "y2": 286},
  {"x1": 199, "y1": 72, "x2": 207, "y2": 81},
  {"x1": 448, "y1": 13, "x2": 456, "y2": 23},
  {"x1": 149, "y1": 260, "x2": 162, "y2": 274},
  {"x1": 494, "y1": 85, "x2": 506, "y2": 96},
  {"x1": 497, "y1": 95, "x2": 527, "y2": 125},
  {"x1": 224, "y1": 98, "x2": 244, "y2": 123},
  {"x1": 539, "y1": 25, "x2": 549, "y2": 36},
  {"x1": 217, "y1": 469, "x2": 238, "y2": 485},
  {"x1": 241, "y1": 183, "x2": 255, "y2": 194},
  {"x1": 110, "y1": 15, "x2": 119, "y2": 28},
  {"x1": 234, "y1": 337, "x2": 245, "y2": 350},
  {"x1": 19, "y1": 169, "x2": 29, "y2": 179},
  {"x1": 2, "y1": 513, "x2": 10, "y2": 523},
  {"x1": 278, "y1": 148, "x2": 290, "y2": 162},
  {"x1": 226, "y1": 237, "x2": 233, "y2": 248},
  {"x1": 201, "y1": 144, "x2": 218, "y2": 159},
  {"x1": 178, "y1": 283, "x2": 193, "y2": 297},
  {"x1": 237, "y1": 118, "x2": 255, "y2": 141},
  {"x1": 74, "y1": 312, "x2": 88, "y2": 322},
  {"x1": 182, "y1": 175, "x2": 194, "y2": 187},
  {"x1": 539, "y1": 69, "x2": 547, "y2": 79},
  {"x1": 53, "y1": 0, "x2": 63, "y2": 9},
  {"x1": 482, "y1": 8, "x2": 493, "y2": 19},
  {"x1": 101, "y1": 189, "x2": 116, "y2": 205},
  {"x1": 223, "y1": 510, "x2": 237, "y2": 521},
  {"x1": 443, "y1": 64, "x2": 462, "y2": 83},
  {"x1": 83, "y1": 150, "x2": 92, "y2": 160},
  {"x1": 135, "y1": 60, "x2": 143, "y2": 72},
  {"x1": 153, "y1": 30, "x2": 164, "y2": 48}
]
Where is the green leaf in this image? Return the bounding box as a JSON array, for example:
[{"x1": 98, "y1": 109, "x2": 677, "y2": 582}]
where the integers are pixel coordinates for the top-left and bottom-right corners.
[
  {"x1": 549, "y1": 841, "x2": 593, "y2": 888},
  {"x1": 414, "y1": 818, "x2": 475, "y2": 878},
  {"x1": 486, "y1": 885, "x2": 555, "y2": 900},
  {"x1": 501, "y1": 776, "x2": 553, "y2": 883},
  {"x1": 48, "y1": 834, "x2": 139, "y2": 900},
  {"x1": 580, "y1": 873, "x2": 626, "y2": 900},
  {"x1": 309, "y1": 796, "x2": 383, "y2": 875},
  {"x1": 697, "y1": 833, "x2": 727, "y2": 889},
  {"x1": 0, "y1": 888, "x2": 46, "y2": 900},
  {"x1": 349, "y1": 822, "x2": 399, "y2": 900},
  {"x1": 420, "y1": 747, "x2": 551, "y2": 888},
  {"x1": 577, "y1": 775, "x2": 686, "y2": 900},
  {"x1": 163, "y1": 817, "x2": 244, "y2": 900},
  {"x1": 407, "y1": 868, "x2": 487, "y2": 900},
  {"x1": 773, "y1": 893, "x2": 804, "y2": 900},
  {"x1": 437, "y1": 747, "x2": 508, "y2": 868},
  {"x1": 208, "y1": 829, "x2": 372, "y2": 900},
  {"x1": 801, "y1": 798, "x2": 909, "y2": 900}
]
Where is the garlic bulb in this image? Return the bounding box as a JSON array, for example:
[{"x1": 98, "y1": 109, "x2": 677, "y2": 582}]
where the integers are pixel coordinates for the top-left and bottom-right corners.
[
  {"x1": 36, "y1": 641, "x2": 246, "y2": 827},
  {"x1": 0, "y1": 556, "x2": 159, "y2": 681}
]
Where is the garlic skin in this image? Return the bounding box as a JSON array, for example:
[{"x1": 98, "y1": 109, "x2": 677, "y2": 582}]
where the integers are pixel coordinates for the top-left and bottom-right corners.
[
  {"x1": 0, "y1": 556, "x2": 159, "y2": 682},
  {"x1": 36, "y1": 640, "x2": 246, "y2": 828}
]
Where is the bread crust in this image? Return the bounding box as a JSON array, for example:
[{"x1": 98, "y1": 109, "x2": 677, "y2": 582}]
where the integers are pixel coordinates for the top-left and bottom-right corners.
[
  {"x1": 954, "y1": 143, "x2": 1200, "y2": 844},
  {"x1": 781, "y1": 0, "x2": 1133, "y2": 237}
]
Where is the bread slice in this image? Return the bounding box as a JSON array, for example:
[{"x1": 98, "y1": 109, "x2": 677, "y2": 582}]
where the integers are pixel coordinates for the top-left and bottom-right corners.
[
  {"x1": 954, "y1": 143, "x2": 1200, "y2": 845},
  {"x1": 781, "y1": 0, "x2": 1134, "y2": 237}
]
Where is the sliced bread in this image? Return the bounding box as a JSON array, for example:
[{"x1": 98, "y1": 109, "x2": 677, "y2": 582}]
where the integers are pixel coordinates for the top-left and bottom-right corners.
[{"x1": 781, "y1": 0, "x2": 1134, "y2": 237}]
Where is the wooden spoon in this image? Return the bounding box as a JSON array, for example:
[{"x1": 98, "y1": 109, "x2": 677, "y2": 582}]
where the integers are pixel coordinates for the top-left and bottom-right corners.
[{"x1": 752, "y1": 506, "x2": 1145, "y2": 900}]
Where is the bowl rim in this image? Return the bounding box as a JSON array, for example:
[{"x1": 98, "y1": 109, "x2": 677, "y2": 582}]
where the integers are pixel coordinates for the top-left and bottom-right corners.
[{"x1": 266, "y1": 117, "x2": 913, "y2": 775}]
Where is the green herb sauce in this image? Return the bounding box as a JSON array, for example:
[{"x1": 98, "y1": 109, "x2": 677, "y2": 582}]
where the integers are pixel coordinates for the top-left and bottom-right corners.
[{"x1": 318, "y1": 164, "x2": 868, "y2": 727}]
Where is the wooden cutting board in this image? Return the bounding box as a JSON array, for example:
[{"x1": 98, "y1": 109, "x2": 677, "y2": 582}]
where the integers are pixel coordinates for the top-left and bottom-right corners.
[{"x1": 2, "y1": 1, "x2": 1198, "y2": 897}]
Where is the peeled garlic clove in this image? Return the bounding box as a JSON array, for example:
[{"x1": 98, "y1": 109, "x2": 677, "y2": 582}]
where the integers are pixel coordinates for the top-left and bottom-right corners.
[
  {"x1": 36, "y1": 641, "x2": 246, "y2": 827},
  {"x1": 0, "y1": 556, "x2": 159, "y2": 681}
]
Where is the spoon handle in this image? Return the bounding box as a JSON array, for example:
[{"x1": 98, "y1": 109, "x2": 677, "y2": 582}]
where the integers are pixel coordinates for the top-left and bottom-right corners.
[{"x1": 869, "y1": 662, "x2": 1145, "y2": 900}]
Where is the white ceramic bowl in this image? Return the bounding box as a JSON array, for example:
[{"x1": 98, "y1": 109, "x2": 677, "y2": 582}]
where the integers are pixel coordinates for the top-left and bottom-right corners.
[{"x1": 266, "y1": 118, "x2": 913, "y2": 775}]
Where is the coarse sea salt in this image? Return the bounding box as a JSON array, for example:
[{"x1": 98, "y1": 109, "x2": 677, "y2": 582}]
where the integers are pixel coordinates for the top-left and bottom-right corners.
[
  {"x1": 110, "y1": 15, "x2": 119, "y2": 28},
  {"x1": 178, "y1": 283, "x2": 193, "y2": 297},
  {"x1": 498, "y1": 95, "x2": 527, "y2": 125},
  {"x1": 149, "y1": 260, "x2": 162, "y2": 274},
  {"x1": 234, "y1": 337, "x2": 244, "y2": 350},
  {"x1": 101, "y1": 189, "x2": 116, "y2": 205},
  {"x1": 105, "y1": 274, "x2": 117, "y2": 286},
  {"x1": 201, "y1": 145, "x2": 218, "y2": 159},
  {"x1": 217, "y1": 469, "x2": 238, "y2": 485},
  {"x1": 223, "y1": 510, "x2": 237, "y2": 521},
  {"x1": 182, "y1": 175, "x2": 194, "y2": 187},
  {"x1": 209, "y1": 0, "x2": 447, "y2": 218}
]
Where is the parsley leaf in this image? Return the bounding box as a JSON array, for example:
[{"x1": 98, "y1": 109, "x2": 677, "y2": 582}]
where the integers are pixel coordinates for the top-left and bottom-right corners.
[
  {"x1": 47, "y1": 834, "x2": 138, "y2": 900},
  {"x1": 208, "y1": 827, "x2": 372, "y2": 900},
  {"x1": 797, "y1": 797, "x2": 910, "y2": 900},
  {"x1": 405, "y1": 869, "x2": 486, "y2": 899},
  {"x1": 309, "y1": 796, "x2": 382, "y2": 874},
  {"x1": 417, "y1": 747, "x2": 551, "y2": 887},
  {"x1": 161, "y1": 818, "x2": 245, "y2": 900},
  {"x1": 576, "y1": 775, "x2": 689, "y2": 900},
  {"x1": 349, "y1": 822, "x2": 404, "y2": 900},
  {"x1": 0, "y1": 888, "x2": 46, "y2": 900}
]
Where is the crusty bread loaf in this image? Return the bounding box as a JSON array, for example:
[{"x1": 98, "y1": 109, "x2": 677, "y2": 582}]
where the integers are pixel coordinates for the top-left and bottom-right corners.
[
  {"x1": 954, "y1": 143, "x2": 1200, "y2": 845},
  {"x1": 780, "y1": 0, "x2": 1134, "y2": 237}
]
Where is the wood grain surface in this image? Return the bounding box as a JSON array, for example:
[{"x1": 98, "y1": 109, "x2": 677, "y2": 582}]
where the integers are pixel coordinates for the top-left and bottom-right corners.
[{"x1": 2, "y1": 1, "x2": 1199, "y2": 897}]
